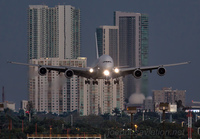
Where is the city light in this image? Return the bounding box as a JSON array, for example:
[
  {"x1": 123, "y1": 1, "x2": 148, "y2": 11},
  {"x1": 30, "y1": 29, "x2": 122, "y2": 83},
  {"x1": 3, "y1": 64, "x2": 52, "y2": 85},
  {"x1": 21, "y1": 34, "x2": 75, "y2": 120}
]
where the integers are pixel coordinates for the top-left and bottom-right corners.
[{"x1": 134, "y1": 124, "x2": 138, "y2": 131}]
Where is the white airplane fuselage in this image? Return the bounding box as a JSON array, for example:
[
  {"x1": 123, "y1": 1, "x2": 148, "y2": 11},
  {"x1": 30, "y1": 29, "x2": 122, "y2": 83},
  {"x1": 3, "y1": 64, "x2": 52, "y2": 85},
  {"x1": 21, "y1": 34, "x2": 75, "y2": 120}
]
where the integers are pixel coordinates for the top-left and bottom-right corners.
[{"x1": 91, "y1": 54, "x2": 114, "y2": 79}]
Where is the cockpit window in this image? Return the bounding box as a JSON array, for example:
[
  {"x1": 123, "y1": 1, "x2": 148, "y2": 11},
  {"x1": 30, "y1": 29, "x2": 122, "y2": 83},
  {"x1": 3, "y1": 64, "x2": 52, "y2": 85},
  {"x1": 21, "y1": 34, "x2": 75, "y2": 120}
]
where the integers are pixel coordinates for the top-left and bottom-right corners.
[{"x1": 103, "y1": 61, "x2": 112, "y2": 63}]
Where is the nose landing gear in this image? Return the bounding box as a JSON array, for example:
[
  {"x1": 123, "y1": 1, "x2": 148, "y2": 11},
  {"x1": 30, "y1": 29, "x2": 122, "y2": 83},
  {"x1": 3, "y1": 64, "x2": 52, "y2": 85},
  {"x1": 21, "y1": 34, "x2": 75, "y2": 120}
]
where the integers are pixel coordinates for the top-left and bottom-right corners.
[{"x1": 93, "y1": 80, "x2": 98, "y2": 85}]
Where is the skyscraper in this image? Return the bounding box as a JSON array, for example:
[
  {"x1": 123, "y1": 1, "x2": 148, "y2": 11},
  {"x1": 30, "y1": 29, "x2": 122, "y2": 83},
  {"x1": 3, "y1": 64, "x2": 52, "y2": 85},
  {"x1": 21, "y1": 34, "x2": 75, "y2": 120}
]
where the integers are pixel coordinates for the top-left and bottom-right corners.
[
  {"x1": 28, "y1": 5, "x2": 82, "y2": 114},
  {"x1": 86, "y1": 25, "x2": 124, "y2": 115},
  {"x1": 28, "y1": 5, "x2": 80, "y2": 60},
  {"x1": 114, "y1": 11, "x2": 149, "y2": 102}
]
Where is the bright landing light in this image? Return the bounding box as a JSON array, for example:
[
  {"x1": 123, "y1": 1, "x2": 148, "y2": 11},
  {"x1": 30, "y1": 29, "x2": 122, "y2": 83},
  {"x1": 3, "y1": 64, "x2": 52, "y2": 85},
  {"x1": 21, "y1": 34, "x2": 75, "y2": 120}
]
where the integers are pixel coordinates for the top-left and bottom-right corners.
[
  {"x1": 103, "y1": 70, "x2": 110, "y2": 76},
  {"x1": 114, "y1": 68, "x2": 119, "y2": 73},
  {"x1": 89, "y1": 68, "x2": 94, "y2": 73}
]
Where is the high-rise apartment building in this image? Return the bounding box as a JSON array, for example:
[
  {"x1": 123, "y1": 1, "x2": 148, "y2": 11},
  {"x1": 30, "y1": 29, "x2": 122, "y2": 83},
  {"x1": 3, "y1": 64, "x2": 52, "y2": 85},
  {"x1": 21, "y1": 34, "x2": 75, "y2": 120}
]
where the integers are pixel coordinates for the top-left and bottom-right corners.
[
  {"x1": 79, "y1": 79, "x2": 124, "y2": 115},
  {"x1": 114, "y1": 11, "x2": 149, "y2": 101},
  {"x1": 83, "y1": 25, "x2": 124, "y2": 115},
  {"x1": 153, "y1": 87, "x2": 186, "y2": 106},
  {"x1": 29, "y1": 58, "x2": 87, "y2": 114},
  {"x1": 28, "y1": 5, "x2": 80, "y2": 60},
  {"x1": 28, "y1": 5, "x2": 81, "y2": 114}
]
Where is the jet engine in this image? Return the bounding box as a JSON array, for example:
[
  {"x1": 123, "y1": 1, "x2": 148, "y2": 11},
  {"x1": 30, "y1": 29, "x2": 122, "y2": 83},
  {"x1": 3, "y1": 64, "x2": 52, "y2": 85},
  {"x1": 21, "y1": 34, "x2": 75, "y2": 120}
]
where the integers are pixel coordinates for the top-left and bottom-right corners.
[
  {"x1": 133, "y1": 69, "x2": 143, "y2": 79},
  {"x1": 157, "y1": 67, "x2": 166, "y2": 76},
  {"x1": 64, "y1": 69, "x2": 74, "y2": 78},
  {"x1": 38, "y1": 67, "x2": 47, "y2": 76}
]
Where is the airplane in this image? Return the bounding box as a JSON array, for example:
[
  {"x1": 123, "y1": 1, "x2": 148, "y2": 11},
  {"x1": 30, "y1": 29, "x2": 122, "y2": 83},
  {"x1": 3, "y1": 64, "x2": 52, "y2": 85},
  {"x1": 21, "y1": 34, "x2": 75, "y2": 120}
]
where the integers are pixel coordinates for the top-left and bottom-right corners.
[
  {"x1": 8, "y1": 33, "x2": 190, "y2": 85},
  {"x1": 8, "y1": 55, "x2": 190, "y2": 85}
]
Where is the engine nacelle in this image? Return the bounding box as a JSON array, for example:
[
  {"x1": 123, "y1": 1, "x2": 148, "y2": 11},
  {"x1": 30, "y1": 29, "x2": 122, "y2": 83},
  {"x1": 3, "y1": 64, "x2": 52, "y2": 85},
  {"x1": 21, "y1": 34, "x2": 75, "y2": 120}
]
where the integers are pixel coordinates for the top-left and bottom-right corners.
[
  {"x1": 157, "y1": 67, "x2": 166, "y2": 76},
  {"x1": 64, "y1": 69, "x2": 74, "y2": 78},
  {"x1": 133, "y1": 69, "x2": 143, "y2": 79},
  {"x1": 38, "y1": 67, "x2": 47, "y2": 76}
]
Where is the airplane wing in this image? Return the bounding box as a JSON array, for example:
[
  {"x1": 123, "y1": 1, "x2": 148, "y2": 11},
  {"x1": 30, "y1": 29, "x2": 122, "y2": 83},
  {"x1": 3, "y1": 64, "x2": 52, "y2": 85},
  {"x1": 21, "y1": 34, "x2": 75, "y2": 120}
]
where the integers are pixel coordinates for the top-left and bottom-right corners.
[
  {"x1": 113, "y1": 61, "x2": 191, "y2": 78},
  {"x1": 8, "y1": 61, "x2": 190, "y2": 80},
  {"x1": 8, "y1": 61, "x2": 92, "y2": 79}
]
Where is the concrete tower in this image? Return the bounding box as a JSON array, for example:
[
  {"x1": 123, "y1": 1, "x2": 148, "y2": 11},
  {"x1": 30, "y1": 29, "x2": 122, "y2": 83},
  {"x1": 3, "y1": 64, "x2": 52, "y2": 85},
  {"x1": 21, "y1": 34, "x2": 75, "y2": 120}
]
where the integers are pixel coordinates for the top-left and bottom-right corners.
[
  {"x1": 28, "y1": 5, "x2": 82, "y2": 114},
  {"x1": 114, "y1": 11, "x2": 149, "y2": 103},
  {"x1": 85, "y1": 25, "x2": 124, "y2": 115}
]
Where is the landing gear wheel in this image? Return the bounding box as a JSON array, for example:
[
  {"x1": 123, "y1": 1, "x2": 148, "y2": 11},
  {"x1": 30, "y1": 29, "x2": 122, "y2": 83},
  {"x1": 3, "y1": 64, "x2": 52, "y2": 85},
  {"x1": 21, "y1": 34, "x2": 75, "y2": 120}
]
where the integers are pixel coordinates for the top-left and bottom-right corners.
[
  {"x1": 105, "y1": 81, "x2": 107, "y2": 85},
  {"x1": 114, "y1": 80, "x2": 119, "y2": 84},
  {"x1": 85, "y1": 80, "x2": 90, "y2": 84},
  {"x1": 93, "y1": 81, "x2": 98, "y2": 85},
  {"x1": 105, "y1": 81, "x2": 110, "y2": 85}
]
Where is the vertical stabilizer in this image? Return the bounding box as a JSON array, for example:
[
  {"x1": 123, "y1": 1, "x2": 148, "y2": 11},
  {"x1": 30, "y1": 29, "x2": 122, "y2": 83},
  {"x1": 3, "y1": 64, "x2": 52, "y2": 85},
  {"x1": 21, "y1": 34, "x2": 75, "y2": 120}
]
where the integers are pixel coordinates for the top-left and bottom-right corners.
[{"x1": 95, "y1": 32, "x2": 99, "y2": 59}]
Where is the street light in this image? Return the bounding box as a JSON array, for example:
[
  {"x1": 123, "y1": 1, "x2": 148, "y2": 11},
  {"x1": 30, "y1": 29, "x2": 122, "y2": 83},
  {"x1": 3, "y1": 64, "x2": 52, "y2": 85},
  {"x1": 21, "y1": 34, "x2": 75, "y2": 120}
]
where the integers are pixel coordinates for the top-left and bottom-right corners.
[
  {"x1": 50, "y1": 125, "x2": 52, "y2": 139},
  {"x1": 198, "y1": 127, "x2": 200, "y2": 134},
  {"x1": 159, "y1": 103, "x2": 169, "y2": 139},
  {"x1": 134, "y1": 124, "x2": 138, "y2": 131},
  {"x1": 126, "y1": 106, "x2": 137, "y2": 139},
  {"x1": 181, "y1": 121, "x2": 185, "y2": 127}
]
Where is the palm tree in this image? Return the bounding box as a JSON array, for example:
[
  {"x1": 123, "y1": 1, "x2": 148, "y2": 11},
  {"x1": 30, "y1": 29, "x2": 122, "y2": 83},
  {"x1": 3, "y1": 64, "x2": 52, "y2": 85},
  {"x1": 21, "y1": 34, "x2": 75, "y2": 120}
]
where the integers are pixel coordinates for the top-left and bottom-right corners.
[
  {"x1": 112, "y1": 108, "x2": 121, "y2": 116},
  {"x1": 102, "y1": 113, "x2": 110, "y2": 120}
]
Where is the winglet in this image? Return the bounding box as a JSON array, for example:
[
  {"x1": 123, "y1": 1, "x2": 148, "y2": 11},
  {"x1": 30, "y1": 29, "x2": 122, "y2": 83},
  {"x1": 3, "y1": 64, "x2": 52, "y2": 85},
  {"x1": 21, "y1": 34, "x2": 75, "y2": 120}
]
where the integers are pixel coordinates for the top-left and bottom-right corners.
[{"x1": 95, "y1": 32, "x2": 99, "y2": 59}]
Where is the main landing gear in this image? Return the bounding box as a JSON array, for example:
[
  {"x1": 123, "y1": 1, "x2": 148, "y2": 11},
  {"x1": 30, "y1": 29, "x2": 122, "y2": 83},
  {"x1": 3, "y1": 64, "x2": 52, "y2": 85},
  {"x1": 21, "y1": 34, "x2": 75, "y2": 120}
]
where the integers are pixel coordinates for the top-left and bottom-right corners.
[
  {"x1": 114, "y1": 80, "x2": 119, "y2": 84},
  {"x1": 85, "y1": 79, "x2": 98, "y2": 85},
  {"x1": 85, "y1": 79, "x2": 119, "y2": 85},
  {"x1": 105, "y1": 79, "x2": 119, "y2": 85},
  {"x1": 85, "y1": 80, "x2": 90, "y2": 84}
]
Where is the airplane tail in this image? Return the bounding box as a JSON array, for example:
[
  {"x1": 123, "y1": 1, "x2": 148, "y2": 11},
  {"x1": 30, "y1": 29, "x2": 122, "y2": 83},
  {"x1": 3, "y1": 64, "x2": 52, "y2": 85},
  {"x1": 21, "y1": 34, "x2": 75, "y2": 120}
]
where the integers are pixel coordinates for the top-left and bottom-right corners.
[{"x1": 95, "y1": 32, "x2": 99, "y2": 59}]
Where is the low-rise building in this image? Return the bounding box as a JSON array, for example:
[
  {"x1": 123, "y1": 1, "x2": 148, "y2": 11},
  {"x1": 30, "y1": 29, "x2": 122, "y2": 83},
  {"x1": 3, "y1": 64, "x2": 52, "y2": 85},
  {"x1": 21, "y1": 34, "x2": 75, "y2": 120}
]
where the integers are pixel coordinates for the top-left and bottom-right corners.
[
  {"x1": 143, "y1": 96, "x2": 154, "y2": 112},
  {"x1": 153, "y1": 87, "x2": 186, "y2": 106},
  {"x1": 3, "y1": 101, "x2": 15, "y2": 111},
  {"x1": 21, "y1": 100, "x2": 28, "y2": 111}
]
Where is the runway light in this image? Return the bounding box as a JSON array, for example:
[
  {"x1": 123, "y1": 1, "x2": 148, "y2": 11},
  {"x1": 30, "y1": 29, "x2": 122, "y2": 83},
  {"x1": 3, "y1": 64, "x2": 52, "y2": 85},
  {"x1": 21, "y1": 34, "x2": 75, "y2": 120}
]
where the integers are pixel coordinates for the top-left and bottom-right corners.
[
  {"x1": 89, "y1": 68, "x2": 94, "y2": 73},
  {"x1": 114, "y1": 68, "x2": 119, "y2": 73},
  {"x1": 103, "y1": 70, "x2": 110, "y2": 76}
]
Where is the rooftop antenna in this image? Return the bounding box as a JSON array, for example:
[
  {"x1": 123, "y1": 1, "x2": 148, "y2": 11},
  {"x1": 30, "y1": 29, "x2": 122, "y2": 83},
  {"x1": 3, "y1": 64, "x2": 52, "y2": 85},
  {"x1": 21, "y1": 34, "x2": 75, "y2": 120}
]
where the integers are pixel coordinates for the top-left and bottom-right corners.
[
  {"x1": 95, "y1": 32, "x2": 99, "y2": 59},
  {"x1": 2, "y1": 86, "x2": 5, "y2": 103}
]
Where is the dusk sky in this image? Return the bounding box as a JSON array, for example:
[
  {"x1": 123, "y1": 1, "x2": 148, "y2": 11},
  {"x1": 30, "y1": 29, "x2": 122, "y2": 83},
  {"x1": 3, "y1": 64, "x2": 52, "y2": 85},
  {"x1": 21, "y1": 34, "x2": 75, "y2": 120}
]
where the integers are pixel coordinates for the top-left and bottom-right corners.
[{"x1": 0, "y1": 0, "x2": 199, "y2": 109}]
